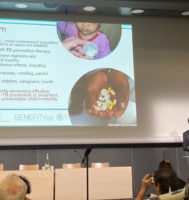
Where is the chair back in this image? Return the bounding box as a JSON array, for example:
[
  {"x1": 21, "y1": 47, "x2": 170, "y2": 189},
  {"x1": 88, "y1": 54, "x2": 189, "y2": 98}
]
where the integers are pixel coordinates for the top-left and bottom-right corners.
[
  {"x1": 19, "y1": 164, "x2": 39, "y2": 170},
  {"x1": 0, "y1": 164, "x2": 4, "y2": 171},
  {"x1": 62, "y1": 163, "x2": 81, "y2": 169},
  {"x1": 91, "y1": 162, "x2": 110, "y2": 168}
]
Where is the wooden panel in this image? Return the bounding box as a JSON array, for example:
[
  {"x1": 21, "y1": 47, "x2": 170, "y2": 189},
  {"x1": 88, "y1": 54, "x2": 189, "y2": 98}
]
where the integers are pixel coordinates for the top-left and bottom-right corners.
[
  {"x1": 55, "y1": 167, "x2": 133, "y2": 200},
  {"x1": 0, "y1": 170, "x2": 54, "y2": 200},
  {"x1": 89, "y1": 167, "x2": 133, "y2": 199},
  {"x1": 55, "y1": 168, "x2": 86, "y2": 200}
]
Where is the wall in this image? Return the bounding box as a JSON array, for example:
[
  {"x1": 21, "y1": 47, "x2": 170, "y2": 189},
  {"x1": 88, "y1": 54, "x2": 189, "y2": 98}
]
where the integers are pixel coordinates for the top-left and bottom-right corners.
[{"x1": 0, "y1": 12, "x2": 188, "y2": 198}]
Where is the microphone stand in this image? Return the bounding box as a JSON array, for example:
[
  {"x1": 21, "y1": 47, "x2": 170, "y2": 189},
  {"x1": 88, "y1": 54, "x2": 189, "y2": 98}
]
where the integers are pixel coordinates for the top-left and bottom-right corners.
[
  {"x1": 85, "y1": 155, "x2": 89, "y2": 200},
  {"x1": 82, "y1": 147, "x2": 92, "y2": 200}
]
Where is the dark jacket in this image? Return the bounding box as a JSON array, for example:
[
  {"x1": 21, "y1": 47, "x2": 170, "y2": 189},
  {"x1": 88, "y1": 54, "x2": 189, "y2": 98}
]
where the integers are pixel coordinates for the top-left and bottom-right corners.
[{"x1": 183, "y1": 130, "x2": 189, "y2": 151}]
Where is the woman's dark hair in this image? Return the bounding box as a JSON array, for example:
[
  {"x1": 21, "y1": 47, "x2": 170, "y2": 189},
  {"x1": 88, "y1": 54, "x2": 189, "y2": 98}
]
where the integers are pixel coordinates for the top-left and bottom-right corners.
[
  {"x1": 18, "y1": 175, "x2": 31, "y2": 194},
  {"x1": 158, "y1": 160, "x2": 185, "y2": 189},
  {"x1": 158, "y1": 160, "x2": 176, "y2": 174},
  {"x1": 154, "y1": 169, "x2": 185, "y2": 194}
]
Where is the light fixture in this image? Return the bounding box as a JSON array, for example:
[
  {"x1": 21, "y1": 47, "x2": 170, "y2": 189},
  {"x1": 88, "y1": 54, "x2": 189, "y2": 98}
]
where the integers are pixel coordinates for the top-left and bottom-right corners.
[
  {"x1": 14, "y1": 3, "x2": 28, "y2": 9},
  {"x1": 132, "y1": 9, "x2": 144, "y2": 14},
  {"x1": 181, "y1": 11, "x2": 189, "y2": 16},
  {"x1": 82, "y1": 6, "x2": 96, "y2": 12},
  {"x1": 119, "y1": 7, "x2": 132, "y2": 15}
]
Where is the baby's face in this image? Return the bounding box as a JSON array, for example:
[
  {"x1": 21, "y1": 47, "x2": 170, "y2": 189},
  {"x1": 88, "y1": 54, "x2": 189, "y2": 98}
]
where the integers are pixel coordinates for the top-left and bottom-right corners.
[{"x1": 76, "y1": 23, "x2": 100, "y2": 36}]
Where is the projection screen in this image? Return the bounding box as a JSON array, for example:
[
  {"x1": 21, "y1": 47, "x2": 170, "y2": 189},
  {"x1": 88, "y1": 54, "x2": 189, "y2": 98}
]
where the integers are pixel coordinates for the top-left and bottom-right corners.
[
  {"x1": 0, "y1": 18, "x2": 136, "y2": 127},
  {"x1": 0, "y1": 15, "x2": 188, "y2": 145}
]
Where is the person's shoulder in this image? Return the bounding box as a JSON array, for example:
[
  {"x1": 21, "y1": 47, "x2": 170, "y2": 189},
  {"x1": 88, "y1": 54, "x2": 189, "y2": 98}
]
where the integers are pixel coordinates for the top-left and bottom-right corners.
[
  {"x1": 183, "y1": 130, "x2": 189, "y2": 140},
  {"x1": 97, "y1": 31, "x2": 109, "y2": 40},
  {"x1": 183, "y1": 130, "x2": 189, "y2": 135}
]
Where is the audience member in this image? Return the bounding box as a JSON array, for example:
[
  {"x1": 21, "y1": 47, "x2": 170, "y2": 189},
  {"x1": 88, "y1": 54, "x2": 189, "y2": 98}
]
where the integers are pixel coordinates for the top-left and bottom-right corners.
[
  {"x1": 158, "y1": 160, "x2": 186, "y2": 188},
  {"x1": 154, "y1": 169, "x2": 184, "y2": 193},
  {"x1": 18, "y1": 176, "x2": 31, "y2": 195},
  {"x1": 18, "y1": 175, "x2": 31, "y2": 200},
  {"x1": 158, "y1": 160, "x2": 174, "y2": 171},
  {"x1": 0, "y1": 174, "x2": 27, "y2": 200},
  {"x1": 136, "y1": 169, "x2": 185, "y2": 200},
  {"x1": 135, "y1": 174, "x2": 153, "y2": 200}
]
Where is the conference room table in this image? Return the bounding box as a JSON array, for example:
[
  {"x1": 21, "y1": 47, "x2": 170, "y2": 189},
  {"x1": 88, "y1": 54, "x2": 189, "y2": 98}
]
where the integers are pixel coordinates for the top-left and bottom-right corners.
[{"x1": 0, "y1": 166, "x2": 133, "y2": 200}]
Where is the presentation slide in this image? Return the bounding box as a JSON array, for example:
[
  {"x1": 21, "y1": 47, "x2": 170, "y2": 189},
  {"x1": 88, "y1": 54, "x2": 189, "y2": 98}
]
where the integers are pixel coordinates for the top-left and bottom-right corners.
[{"x1": 0, "y1": 18, "x2": 136, "y2": 127}]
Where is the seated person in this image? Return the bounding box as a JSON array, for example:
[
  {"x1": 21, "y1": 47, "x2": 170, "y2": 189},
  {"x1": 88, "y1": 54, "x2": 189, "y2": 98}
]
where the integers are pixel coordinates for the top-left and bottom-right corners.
[
  {"x1": 0, "y1": 174, "x2": 27, "y2": 200},
  {"x1": 158, "y1": 160, "x2": 185, "y2": 188},
  {"x1": 136, "y1": 169, "x2": 186, "y2": 200},
  {"x1": 18, "y1": 175, "x2": 31, "y2": 200}
]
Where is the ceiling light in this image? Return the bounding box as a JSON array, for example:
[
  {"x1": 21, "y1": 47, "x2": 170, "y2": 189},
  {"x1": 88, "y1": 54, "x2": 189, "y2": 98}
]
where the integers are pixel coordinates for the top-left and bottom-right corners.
[
  {"x1": 83, "y1": 6, "x2": 96, "y2": 12},
  {"x1": 119, "y1": 7, "x2": 131, "y2": 15},
  {"x1": 181, "y1": 11, "x2": 189, "y2": 16},
  {"x1": 132, "y1": 9, "x2": 144, "y2": 14},
  {"x1": 14, "y1": 3, "x2": 28, "y2": 9}
]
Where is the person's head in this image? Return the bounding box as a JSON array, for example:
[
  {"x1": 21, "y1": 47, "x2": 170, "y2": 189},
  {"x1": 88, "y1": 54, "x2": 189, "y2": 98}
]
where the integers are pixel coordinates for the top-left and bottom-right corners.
[
  {"x1": 76, "y1": 23, "x2": 100, "y2": 39},
  {"x1": 153, "y1": 169, "x2": 183, "y2": 195},
  {"x1": 18, "y1": 176, "x2": 31, "y2": 195},
  {"x1": 0, "y1": 174, "x2": 27, "y2": 200},
  {"x1": 158, "y1": 160, "x2": 186, "y2": 188},
  {"x1": 158, "y1": 160, "x2": 176, "y2": 174}
]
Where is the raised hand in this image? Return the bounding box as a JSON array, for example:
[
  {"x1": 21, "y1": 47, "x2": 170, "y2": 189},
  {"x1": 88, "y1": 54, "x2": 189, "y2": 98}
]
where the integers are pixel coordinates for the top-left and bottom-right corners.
[{"x1": 62, "y1": 37, "x2": 93, "y2": 59}]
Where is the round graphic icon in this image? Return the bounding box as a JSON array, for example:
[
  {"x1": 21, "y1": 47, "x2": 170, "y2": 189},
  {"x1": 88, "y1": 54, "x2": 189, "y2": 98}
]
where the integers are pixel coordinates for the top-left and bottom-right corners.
[
  {"x1": 56, "y1": 113, "x2": 64, "y2": 121},
  {"x1": 68, "y1": 68, "x2": 136, "y2": 126},
  {"x1": 57, "y1": 22, "x2": 122, "y2": 60}
]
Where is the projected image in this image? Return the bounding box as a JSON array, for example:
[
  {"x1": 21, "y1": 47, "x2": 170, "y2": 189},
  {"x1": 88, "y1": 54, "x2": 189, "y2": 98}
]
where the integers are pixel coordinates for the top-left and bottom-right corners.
[
  {"x1": 57, "y1": 21, "x2": 121, "y2": 60},
  {"x1": 69, "y1": 69, "x2": 136, "y2": 126},
  {"x1": 0, "y1": 18, "x2": 135, "y2": 127}
]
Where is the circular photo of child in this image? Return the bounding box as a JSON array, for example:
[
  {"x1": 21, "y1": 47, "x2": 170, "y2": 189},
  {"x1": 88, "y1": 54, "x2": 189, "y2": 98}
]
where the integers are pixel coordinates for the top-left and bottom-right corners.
[
  {"x1": 57, "y1": 21, "x2": 121, "y2": 60},
  {"x1": 68, "y1": 68, "x2": 136, "y2": 126}
]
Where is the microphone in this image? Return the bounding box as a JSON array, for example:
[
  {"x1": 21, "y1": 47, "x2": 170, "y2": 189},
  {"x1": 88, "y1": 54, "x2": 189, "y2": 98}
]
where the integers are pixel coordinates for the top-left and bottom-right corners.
[{"x1": 81, "y1": 147, "x2": 92, "y2": 163}]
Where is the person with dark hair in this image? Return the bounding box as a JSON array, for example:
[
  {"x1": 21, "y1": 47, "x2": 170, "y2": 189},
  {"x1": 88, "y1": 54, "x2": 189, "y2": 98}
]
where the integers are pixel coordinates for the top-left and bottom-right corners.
[
  {"x1": 57, "y1": 21, "x2": 111, "y2": 59},
  {"x1": 135, "y1": 169, "x2": 185, "y2": 200},
  {"x1": 158, "y1": 160, "x2": 174, "y2": 171},
  {"x1": 18, "y1": 175, "x2": 31, "y2": 196},
  {"x1": 183, "y1": 118, "x2": 189, "y2": 151},
  {"x1": 154, "y1": 169, "x2": 184, "y2": 194},
  {"x1": 158, "y1": 160, "x2": 185, "y2": 189}
]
